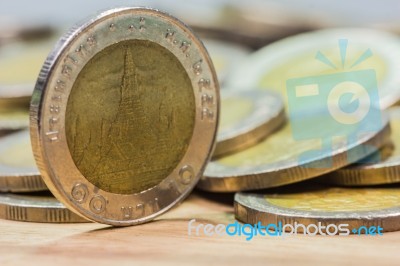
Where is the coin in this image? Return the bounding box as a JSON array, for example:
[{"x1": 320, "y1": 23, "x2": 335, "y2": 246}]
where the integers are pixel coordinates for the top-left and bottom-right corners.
[
  {"x1": 235, "y1": 184, "x2": 400, "y2": 233},
  {"x1": 0, "y1": 193, "x2": 88, "y2": 223},
  {"x1": 0, "y1": 108, "x2": 29, "y2": 135},
  {"x1": 0, "y1": 130, "x2": 45, "y2": 192},
  {"x1": 202, "y1": 39, "x2": 250, "y2": 84},
  {"x1": 319, "y1": 107, "x2": 400, "y2": 186},
  {"x1": 0, "y1": 36, "x2": 56, "y2": 108},
  {"x1": 30, "y1": 7, "x2": 219, "y2": 226},
  {"x1": 214, "y1": 90, "x2": 285, "y2": 158},
  {"x1": 226, "y1": 28, "x2": 400, "y2": 109},
  {"x1": 198, "y1": 107, "x2": 390, "y2": 192}
]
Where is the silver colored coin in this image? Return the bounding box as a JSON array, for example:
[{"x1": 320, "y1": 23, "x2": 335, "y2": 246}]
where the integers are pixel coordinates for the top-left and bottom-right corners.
[
  {"x1": 214, "y1": 89, "x2": 285, "y2": 158},
  {"x1": 0, "y1": 193, "x2": 88, "y2": 223},
  {"x1": 0, "y1": 130, "x2": 45, "y2": 192}
]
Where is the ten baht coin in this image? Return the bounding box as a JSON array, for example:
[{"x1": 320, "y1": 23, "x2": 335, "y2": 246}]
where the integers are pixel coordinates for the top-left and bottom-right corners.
[
  {"x1": 30, "y1": 7, "x2": 219, "y2": 226},
  {"x1": 226, "y1": 28, "x2": 400, "y2": 109},
  {"x1": 199, "y1": 106, "x2": 390, "y2": 192},
  {"x1": 0, "y1": 193, "x2": 88, "y2": 223},
  {"x1": 320, "y1": 107, "x2": 400, "y2": 186},
  {"x1": 235, "y1": 184, "x2": 400, "y2": 233},
  {"x1": 0, "y1": 130, "x2": 45, "y2": 192},
  {"x1": 214, "y1": 89, "x2": 285, "y2": 158}
]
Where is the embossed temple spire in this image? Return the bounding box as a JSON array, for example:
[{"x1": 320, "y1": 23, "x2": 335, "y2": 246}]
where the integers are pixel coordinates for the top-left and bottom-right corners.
[{"x1": 121, "y1": 48, "x2": 137, "y2": 98}]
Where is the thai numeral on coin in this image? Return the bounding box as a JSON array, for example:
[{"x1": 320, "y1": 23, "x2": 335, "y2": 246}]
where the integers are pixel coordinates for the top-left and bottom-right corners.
[
  {"x1": 71, "y1": 183, "x2": 88, "y2": 203},
  {"x1": 89, "y1": 195, "x2": 106, "y2": 214},
  {"x1": 201, "y1": 94, "x2": 214, "y2": 106}
]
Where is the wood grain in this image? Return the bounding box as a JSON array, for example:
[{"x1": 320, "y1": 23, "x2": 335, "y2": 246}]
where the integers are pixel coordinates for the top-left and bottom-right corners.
[{"x1": 0, "y1": 191, "x2": 399, "y2": 265}]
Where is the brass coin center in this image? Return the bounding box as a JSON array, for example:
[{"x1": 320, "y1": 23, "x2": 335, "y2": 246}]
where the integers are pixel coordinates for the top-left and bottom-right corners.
[{"x1": 66, "y1": 40, "x2": 195, "y2": 194}]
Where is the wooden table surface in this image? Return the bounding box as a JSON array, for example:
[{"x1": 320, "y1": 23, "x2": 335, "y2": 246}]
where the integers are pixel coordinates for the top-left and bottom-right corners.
[{"x1": 0, "y1": 190, "x2": 399, "y2": 265}]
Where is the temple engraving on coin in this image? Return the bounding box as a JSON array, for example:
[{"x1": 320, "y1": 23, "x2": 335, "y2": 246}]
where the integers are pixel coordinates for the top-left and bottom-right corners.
[{"x1": 66, "y1": 40, "x2": 195, "y2": 194}]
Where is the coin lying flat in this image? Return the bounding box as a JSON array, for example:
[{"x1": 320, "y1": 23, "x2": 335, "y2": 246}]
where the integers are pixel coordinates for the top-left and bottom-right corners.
[
  {"x1": 0, "y1": 37, "x2": 56, "y2": 108},
  {"x1": 199, "y1": 107, "x2": 390, "y2": 192},
  {"x1": 30, "y1": 7, "x2": 219, "y2": 226},
  {"x1": 226, "y1": 28, "x2": 400, "y2": 109},
  {"x1": 202, "y1": 39, "x2": 250, "y2": 84},
  {"x1": 0, "y1": 193, "x2": 88, "y2": 223},
  {"x1": 235, "y1": 185, "x2": 400, "y2": 233},
  {"x1": 320, "y1": 107, "x2": 400, "y2": 186},
  {"x1": 0, "y1": 109, "x2": 29, "y2": 135},
  {"x1": 0, "y1": 130, "x2": 45, "y2": 192},
  {"x1": 214, "y1": 90, "x2": 285, "y2": 158}
]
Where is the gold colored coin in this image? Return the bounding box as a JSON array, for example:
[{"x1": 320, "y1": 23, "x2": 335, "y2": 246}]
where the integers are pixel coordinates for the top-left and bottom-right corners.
[
  {"x1": 320, "y1": 107, "x2": 400, "y2": 186},
  {"x1": 202, "y1": 39, "x2": 250, "y2": 84},
  {"x1": 0, "y1": 193, "x2": 88, "y2": 223},
  {"x1": 0, "y1": 37, "x2": 56, "y2": 108},
  {"x1": 199, "y1": 107, "x2": 390, "y2": 192},
  {"x1": 30, "y1": 8, "x2": 219, "y2": 226},
  {"x1": 214, "y1": 90, "x2": 285, "y2": 158},
  {"x1": 226, "y1": 28, "x2": 400, "y2": 109},
  {"x1": 66, "y1": 39, "x2": 195, "y2": 194},
  {"x1": 235, "y1": 184, "x2": 400, "y2": 233},
  {"x1": 0, "y1": 108, "x2": 29, "y2": 135},
  {"x1": 0, "y1": 130, "x2": 45, "y2": 192}
]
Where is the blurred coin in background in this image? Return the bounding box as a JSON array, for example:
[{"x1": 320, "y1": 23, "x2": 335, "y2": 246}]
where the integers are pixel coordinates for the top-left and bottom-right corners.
[
  {"x1": 0, "y1": 36, "x2": 56, "y2": 108},
  {"x1": 199, "y1": 106, "x2": 390, "y2": 192},
  {"x1": 202, "y1": 39, "x2": 250, "y2": 85},
  {"x1": 319, "y1": 107, "x2": 400, "y2": 186},
  {"x1": 226, "y1": 28, "x2": 400, "y2": 109},
  {"x1": 0, "y1": 108, "x2": 29, "y2": 136},
  {"x1": 0, "y1": 193, "x2": 88, "y2": 223},
  {"x1": 235, "y1": 184, "x2": 400, "y2": 233},
  {"x1": 214, "y1": 89, "x2": 285, "y2": 158},
  {"x1": 0, "y1": 130, "x2": 44, "y2": 192}
]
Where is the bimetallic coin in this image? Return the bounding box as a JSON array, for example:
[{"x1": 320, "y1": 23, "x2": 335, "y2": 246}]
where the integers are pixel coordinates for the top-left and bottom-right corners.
[
  {"x1": 320, "y1": 107, "x2": 400, "y2": 186},
  {"x1": 199, "y1": 107, "x2": 390, "y2": 192},
  {"x1": 202, "y1": 39, "x2": 250, "y2": 84},
  {"x1": 0, "y1": 36, "x2": 56, "y2": 108},
  {"x1": 0, "y1": 130, "x2": 45, "y2": 192},
  {"x1": 0, "y1": 108, "x2": 29, "y2": 135},
  {"x1": 226, "y1": 28, "x2": 400, "y2": 109},
  {"x1": 235, "y1": 185, "x2": 400, "y2": 233},
  {"x1": 214, "y1": 90, "x2": 285, "y2": 158},
  {"x1": 0, "y1": 194, "x2": 88, "y2": 223},
  {"x1": 30, "y1": 7, "x2": 219, "y2": 226}
]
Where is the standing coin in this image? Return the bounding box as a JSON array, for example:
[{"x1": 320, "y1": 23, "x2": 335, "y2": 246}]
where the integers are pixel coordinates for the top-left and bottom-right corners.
[
  {"x1": 235, "y1": 184, "x2": 400, "y2": 233},
  {"x1": 320, "y1": 107, "x2": 400, "y2": 186},
  {"x1": 0, "y1": 130, "x2": 45, "y2": 192},
  {"x1": 0, "y1": 193, "x2": 88, "y2": 223},
  {"x1": 199, "y1": 107, "x2": 390, "y2": 192},
  {"x1": 214, "y1": 90, "x2": 285, "y2": 158},
  {"x1": 30, "y1": 7, "x2": 219, "y2": 226},
  {"x1": 226, "y1": 28, "x2": 400, "y2": 109}
]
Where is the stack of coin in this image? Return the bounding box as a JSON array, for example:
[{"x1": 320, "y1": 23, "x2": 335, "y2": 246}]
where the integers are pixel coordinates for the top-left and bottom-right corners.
[
  {"x1": 197, "y1": 27, "x2": 400, "y2": 234},
  {"x1": 3, "y1": 5, "x2": 400, "y2": 236}
]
